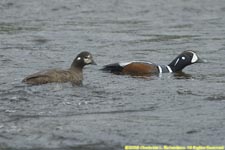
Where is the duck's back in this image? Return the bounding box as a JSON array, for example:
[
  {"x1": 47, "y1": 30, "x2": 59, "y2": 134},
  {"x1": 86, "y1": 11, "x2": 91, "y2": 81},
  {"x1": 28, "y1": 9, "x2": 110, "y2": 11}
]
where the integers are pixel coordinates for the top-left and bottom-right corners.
[{"x1": 22, "y1": 69, "x2": 83, "y2": 85}]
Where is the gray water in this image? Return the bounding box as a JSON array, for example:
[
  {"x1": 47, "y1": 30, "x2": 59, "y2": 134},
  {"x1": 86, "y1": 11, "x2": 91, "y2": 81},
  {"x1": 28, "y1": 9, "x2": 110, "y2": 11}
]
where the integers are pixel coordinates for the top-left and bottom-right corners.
[{"x1": 1, "y1": 0, "x2": 225, "y2": 149}]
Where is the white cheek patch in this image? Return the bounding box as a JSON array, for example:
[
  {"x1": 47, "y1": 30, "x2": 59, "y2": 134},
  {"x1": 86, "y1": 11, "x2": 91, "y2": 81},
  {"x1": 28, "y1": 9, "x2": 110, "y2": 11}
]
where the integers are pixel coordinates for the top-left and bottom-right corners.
[
  {"x1": 77, "y1": 57, "x2": 81, "y2": 60},
  {"x1": 191, "y1": 52, "x2": 198, "y2": 63},
  {"x1": 84, "y1": 58, "x2": 92, "y2": 64},
  {"x1": 182, "y1": 57, "x2": 185, "y2": 60}
]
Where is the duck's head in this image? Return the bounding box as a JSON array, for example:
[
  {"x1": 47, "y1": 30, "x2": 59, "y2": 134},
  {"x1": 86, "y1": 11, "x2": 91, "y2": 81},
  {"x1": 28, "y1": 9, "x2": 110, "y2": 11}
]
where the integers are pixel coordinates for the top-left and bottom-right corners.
[
  {"x1": 168, "y1": 50, "x2": 202, "y2": 72},
  {"x1": 71, "y1": 51, "x2": 96, "y2": 69}
]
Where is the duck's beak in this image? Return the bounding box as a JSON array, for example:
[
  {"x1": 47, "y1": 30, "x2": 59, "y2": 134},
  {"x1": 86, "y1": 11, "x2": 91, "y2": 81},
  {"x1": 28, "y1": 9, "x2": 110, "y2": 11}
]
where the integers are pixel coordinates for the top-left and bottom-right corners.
[{"x1": 196, "y1": 57, "x2": 206, "y2": 63}]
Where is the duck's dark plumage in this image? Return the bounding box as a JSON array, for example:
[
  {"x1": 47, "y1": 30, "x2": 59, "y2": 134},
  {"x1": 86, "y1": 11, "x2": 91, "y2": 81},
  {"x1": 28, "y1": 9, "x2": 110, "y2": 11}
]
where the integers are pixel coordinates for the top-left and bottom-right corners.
[
  {"x1": 22, "y1": 51, "x2": 96, "y2": 85},
  {"x1": 101, "y1": 63, "x2": 124, "y2": 74}
]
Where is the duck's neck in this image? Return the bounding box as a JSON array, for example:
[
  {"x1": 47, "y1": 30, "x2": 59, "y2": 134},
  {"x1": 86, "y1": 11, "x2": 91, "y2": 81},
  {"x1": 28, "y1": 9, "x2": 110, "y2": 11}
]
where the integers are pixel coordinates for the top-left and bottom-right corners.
[
  {"x1": 70, "y1": 61, "x2": 84, "y2": 71},
  {"x1": 168, "y1": 59, "x2": 184, "y2": 72},
  {"x1": 157, "y1": 65, "x2": 173, "y2": 73}
]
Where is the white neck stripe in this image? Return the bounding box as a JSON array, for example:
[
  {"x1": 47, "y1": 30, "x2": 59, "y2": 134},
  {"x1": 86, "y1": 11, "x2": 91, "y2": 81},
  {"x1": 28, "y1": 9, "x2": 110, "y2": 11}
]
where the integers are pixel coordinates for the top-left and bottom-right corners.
[
  {"x1": 174, "y1": 58, "x2": 179, "y2": 66},
  {"x1": 158, "y1": 66, "x2": 162, "y2": 73},
  {"x1": 166, "y1": 66, "x2": 173, "y2": 73}
]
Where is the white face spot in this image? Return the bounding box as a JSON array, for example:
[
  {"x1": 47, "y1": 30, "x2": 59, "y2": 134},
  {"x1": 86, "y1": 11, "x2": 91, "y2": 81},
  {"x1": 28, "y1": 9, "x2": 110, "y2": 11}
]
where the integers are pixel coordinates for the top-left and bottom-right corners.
[
  {"x1": 191, "y1": 52, "x2": 198, "y2": 63},
  {"x1": 182, "y1": 57, "x2": 185, "y2": 60},
  {"x1": 77, "y1": 57, "x2": 81, "y2": 60}
]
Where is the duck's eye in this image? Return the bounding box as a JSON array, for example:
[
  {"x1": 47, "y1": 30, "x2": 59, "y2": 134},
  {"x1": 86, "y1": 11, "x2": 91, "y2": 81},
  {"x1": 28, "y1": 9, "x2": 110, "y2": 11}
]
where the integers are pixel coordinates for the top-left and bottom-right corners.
[{"x1": 84, "y1": 55, "x2": 91, "y2": 59}]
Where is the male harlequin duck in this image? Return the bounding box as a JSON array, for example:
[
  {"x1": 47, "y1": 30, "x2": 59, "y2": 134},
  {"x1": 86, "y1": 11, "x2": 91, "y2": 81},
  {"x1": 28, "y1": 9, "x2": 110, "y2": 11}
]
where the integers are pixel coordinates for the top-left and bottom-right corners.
[
  {"x1": 101, "y1": 50, "x2": 202, "y2": 76},
  {"x1": 22, "y1": 51, "x2": 96, "y2": 85}
]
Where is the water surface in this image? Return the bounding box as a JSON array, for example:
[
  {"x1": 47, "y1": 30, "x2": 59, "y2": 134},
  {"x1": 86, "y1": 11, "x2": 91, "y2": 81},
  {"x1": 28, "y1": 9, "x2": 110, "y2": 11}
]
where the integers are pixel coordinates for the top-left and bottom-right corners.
[{"x1": 1, "y1": 0, "x2": 225, "y2": 149}]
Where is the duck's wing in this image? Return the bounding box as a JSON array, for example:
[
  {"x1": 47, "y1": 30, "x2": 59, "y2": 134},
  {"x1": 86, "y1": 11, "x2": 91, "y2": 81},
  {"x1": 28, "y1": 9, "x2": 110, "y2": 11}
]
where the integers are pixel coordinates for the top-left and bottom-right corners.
[{"x1": 22, "y1": 69, "x2": 73, "y2": 85}]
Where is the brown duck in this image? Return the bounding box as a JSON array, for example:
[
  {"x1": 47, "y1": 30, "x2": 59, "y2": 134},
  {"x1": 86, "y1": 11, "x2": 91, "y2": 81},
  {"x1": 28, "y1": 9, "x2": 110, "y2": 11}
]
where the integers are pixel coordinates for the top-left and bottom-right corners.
[{"x1": 22, "y1": 51, "x2": 96, "y2": 85}]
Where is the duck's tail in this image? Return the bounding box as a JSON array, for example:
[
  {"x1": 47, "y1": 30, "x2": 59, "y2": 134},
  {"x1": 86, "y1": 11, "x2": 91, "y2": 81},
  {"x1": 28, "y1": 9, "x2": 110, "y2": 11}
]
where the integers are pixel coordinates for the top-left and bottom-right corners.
[{"x1": 101, "y1": 63, "x2": 123, "y2": 74}]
